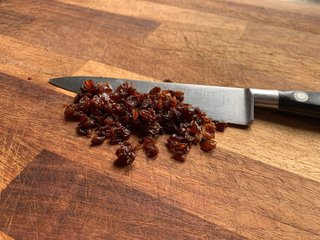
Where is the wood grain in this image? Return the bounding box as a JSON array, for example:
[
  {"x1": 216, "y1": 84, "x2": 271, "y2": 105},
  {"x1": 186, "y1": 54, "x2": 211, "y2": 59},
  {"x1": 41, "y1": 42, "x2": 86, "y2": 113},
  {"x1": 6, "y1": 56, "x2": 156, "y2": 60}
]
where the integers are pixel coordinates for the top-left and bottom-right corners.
[
  {"x1": 0, "y1": 149, "x2": 246, "y2": 239},
  {"x1": 0, "y1": 0, "x2": 320, "y2": 239}
]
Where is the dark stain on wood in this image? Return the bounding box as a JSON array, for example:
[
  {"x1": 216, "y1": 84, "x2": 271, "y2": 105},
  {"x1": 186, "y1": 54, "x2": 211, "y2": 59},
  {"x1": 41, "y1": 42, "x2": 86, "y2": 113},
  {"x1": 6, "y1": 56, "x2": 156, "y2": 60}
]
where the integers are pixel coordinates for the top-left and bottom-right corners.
[
  {"x1": 0, "y1": 149, "x2": 247, "y2": 239},
  {"x1": 0, "y1": 0, "x2": 160, "y2": 66},
  {"x1": 0, "y1": 0, "x2": 160, "y2": 40},
  {"x1": 145, "y1": 0, "x2": 320, "y2": 34},
  {"x1": 0, "y1": 9, "x2": 34, "y2": 31}
]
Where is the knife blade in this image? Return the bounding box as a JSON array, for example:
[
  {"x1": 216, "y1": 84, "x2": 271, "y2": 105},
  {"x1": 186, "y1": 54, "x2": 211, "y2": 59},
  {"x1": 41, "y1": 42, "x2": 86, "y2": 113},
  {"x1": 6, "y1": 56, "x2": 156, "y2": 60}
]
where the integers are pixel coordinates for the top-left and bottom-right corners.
[
  {"x1": 49, "y1": 76, "x2": 254, "y2": 125},
  {"x1": 49, "y1": 76, "x2": 320, "y2": 126}
]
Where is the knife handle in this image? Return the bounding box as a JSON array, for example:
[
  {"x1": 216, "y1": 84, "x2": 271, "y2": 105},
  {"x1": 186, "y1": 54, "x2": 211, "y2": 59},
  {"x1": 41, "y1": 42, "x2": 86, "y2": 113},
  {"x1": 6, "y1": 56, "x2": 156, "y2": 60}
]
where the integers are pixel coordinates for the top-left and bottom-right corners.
[
  {"x1": 251, "y1": 89, "x2": 320, "y2": 118},
  {"x1": 278, "y1": 91, "x2": 320, "y2": 117}
]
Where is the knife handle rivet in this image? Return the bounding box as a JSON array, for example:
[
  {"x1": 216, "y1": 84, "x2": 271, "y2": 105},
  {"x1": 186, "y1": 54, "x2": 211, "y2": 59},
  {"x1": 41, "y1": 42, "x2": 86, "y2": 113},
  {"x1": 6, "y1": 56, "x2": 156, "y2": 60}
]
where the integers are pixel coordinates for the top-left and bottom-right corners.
[{"x1": 294, "y1": 91, "x2": 308, "y2": 102}]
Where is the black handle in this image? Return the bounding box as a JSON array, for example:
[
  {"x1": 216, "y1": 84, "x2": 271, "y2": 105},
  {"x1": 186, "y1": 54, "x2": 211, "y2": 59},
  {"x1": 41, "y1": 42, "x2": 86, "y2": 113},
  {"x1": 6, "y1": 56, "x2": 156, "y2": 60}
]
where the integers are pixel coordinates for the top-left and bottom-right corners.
[{"x1": 279, "y1": 91, "x2": 320, "y2": 117}]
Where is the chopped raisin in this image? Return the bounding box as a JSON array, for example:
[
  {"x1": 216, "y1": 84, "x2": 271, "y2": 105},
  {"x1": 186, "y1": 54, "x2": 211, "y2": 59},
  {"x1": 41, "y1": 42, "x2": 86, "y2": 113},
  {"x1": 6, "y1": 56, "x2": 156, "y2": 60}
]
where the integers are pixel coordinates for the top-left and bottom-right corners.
[
  {"x1": 114, "y1": 142, "x2": 136, "y2": 167},
  {"x1": 132, "y1": 108, "x2": 139, "y2": 120},
  {"x1": 163, "y1": 79, "x2": 172, "y2": 83},
  {"x1": 166, "y1": 134, "x2": 190, "y2": 161},
  {"x1": 91, "y1": 134, "x2": 106, "y2": 146},
  {"x1": 109, "y1": 126, "x2": 131, "y2": 145},
  {"x1": 143, "y1": 137, "x2": 159, "y2": 158},
  {"x1": 200, "y1": 139, "x2": 217, "y2": 152},
  {"x1": 215, "y1": 122, "x2": 228, "y2": 132},
  {"x1": 149, "y1": 87, "x2": 161, "y2": 94}
]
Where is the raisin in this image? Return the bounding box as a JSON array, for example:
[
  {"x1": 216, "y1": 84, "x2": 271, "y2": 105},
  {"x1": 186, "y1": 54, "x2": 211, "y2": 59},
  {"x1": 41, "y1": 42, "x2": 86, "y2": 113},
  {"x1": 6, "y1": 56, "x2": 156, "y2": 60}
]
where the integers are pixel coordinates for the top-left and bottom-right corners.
[
  {"x1": 149, "y1": 87, "x2": 161, "y2": 94},
  {"x1": 76, "y1": 125, "x2": 91, "y2": 136},
  {"x1": 200, "y1": 139, "x2": 217, "y2": 152},
  {"x1": 215, "y1": 122, "x2": 228, "y2": 132},
  {"x1": 91, "y1": 134, "x2": 106, "y2": 146},
  {"x1": 172, "y1": 152, "x2": 186, "y2": 162},
  {"x1": 109, "y1": 126, "x2": 131, "y2": 145},
  {"x1": 114, "y1": 142, "x2": 136, "y2": 167},
  {"x1": 64, "y1": 104, "x2": 79, "y2": 120},
  {"x1": 125, "y1": 95, "x2": 138, "y2": 109},
  {"x1": 139, "y1": 109, "x2": 157, "y2": 123},
  {"x1": 81, "y1": 80, "x2": 96, "y2": 94},
  {"x1": 141, "y1": 98, "x2": 153, "y2": 108},
  {"x1": 174, "y1": 91, "x2": 184, "y2": 102},
  {"x1": 189, "y1": 121, "x2": 200, "y2": 135},
  {"x1": 166, "y1": 134, "x2": 190, "y2": 161},
  {"x1": 143, "y1": 137, "x2": 159, "y2": 158},
  {"x1": 132, "y1": 108, "x2": 139, "y2": 120},
  {"x1": 163, "y1": 79, "x2": 172, "y2": 83}
]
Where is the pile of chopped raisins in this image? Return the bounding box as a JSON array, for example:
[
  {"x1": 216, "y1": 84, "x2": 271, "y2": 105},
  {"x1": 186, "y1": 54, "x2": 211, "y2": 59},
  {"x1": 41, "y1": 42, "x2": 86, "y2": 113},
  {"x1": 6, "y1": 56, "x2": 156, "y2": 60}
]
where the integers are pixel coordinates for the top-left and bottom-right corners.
[{"x1": 64, "y1": 80, "x2": 227, "y2": 167}]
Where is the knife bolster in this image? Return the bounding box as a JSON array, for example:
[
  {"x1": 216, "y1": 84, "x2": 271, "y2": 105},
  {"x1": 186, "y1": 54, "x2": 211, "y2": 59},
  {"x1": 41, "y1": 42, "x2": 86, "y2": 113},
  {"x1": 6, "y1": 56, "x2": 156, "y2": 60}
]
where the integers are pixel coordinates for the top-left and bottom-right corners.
[{"x1": 250, "y1": 89, "x2": 279, "y2": 108}]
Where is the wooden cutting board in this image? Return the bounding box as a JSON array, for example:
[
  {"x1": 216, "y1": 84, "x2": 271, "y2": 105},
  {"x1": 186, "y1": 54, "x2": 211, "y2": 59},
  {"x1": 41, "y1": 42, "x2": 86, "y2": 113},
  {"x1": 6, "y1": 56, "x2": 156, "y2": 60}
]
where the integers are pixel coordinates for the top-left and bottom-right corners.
[{"x1": 1, "y1": 0, "x2": 320, "y2": 239}]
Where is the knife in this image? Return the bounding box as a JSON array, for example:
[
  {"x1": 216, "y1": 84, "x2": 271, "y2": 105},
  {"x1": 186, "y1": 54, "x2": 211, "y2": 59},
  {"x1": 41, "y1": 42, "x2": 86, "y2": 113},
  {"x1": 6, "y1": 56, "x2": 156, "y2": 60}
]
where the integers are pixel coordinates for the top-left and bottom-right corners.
[{"x1": 49, "y1": 76, "x2": 320, "y2": 126}]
